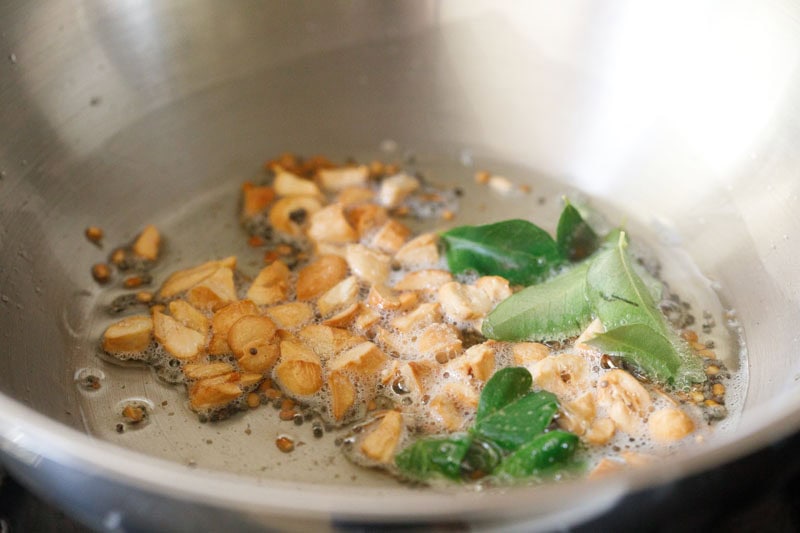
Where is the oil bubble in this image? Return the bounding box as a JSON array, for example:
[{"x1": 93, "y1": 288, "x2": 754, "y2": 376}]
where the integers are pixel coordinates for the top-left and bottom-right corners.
[
  {"x1": 74, "y1": 367, "x2": 106, "y2": 391},
  {"x1": 116, "y1": 398, "x2": 154, "y2": 429}
]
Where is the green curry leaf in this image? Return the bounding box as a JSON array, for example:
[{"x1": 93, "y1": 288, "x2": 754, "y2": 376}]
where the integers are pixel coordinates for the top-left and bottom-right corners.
[
  {"x1": 461, "y1": 438, "x2": 505, "y2": 478},
  {"x1": 482, "y1": 261, "x2": 593, "y2": 342},
  {"x1": 395, "y1": 434, "x2": 473, "y2": 481},
  {"x1": 493, "y1": 431, "x2": 579, "y2": 480},
  {"x1": 586, "y1": 233, "x2": 665, "y2": 333},
  {"x1": 556, "y1": 200, "x2": 599, "y2": 262},
  {"x1": 440, "y1": 220, "x2": 563, "y2": 285},
  {"x1": 586, "y1": 324, "x2": 681, "y2": 382},
  {"x1": 475, "y1": 367, "x2": 533, "y2": 423},
  {"x1": 586, "y1": 233, "x2": 705, "y2": 385},
  {"x1": 485, "y1": 231, "x2": 703, "y2": 386},
  {"x1": 394, "y1": 368, "x2": 576, "y2": 483},
  {"x1": 472, "y1": 390, "x2": 559, "y2": 452}
]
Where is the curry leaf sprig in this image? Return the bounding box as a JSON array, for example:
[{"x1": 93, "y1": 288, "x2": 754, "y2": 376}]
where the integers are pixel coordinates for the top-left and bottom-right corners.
[
  {"x1": 395, "y1": 367, "x2": 579, "y2": 483},
  {"x1": 439, "y1": 219, "x2": 563, "y2": 286},
  {"x1": 483, "y1": 233, "x2": 706, "y2": 387},
  {"x1": 440, "y1": 200, "x2": 597, "y2": 286},
  {"x1": 441, "y1": 201, "x2": 705, "y2": 387}
]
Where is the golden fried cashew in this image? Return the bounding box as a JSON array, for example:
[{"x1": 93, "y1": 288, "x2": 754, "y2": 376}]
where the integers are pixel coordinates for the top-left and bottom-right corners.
[
  {"x1": 596, "y1": 369, "x2": 652, "y2": 435},
  {"x1": 437, "y1": 281, "x2": 492, "y2": 321},
  {"x1": 246, "y1": 261, "x2": 290, "y2": 306},
  {"x1": 158, "y1": 256, "x2": 236, "y2": 298},
  {"x1": 648, "y1": 407, "x2": 695, "y2": 443},
  {"x1": 102, "y1": 316, "x2": 153, "y2": 354},
  {"x1": 557, "y1": 392, "x2": 596, "y2": 436},
  {"x1": 532, "y1": 353, "x2": 590, "y2": 399},
  {"x1": 153, "y1": 310, "x2": 205, "y2": 360},
  {"x1": 394, "y1": 233, "x2": 439, "y2": 269},
  {"x1": 360, "y1": 410, "x2": 404, "y2": 463},
  {"x1": 269, "y1": 195, "x2": 322, "y2": 236}
]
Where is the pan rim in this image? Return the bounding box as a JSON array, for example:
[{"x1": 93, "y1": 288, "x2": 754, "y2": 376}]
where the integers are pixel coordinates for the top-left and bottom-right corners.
[{"x1": 2, "y1": 387, "x2": 800, "y2": 524}]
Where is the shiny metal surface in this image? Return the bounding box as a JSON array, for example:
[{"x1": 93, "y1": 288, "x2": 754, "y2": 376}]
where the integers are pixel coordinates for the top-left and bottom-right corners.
[{"x1": 1, "y1": 1, "x2": 800, "y2": 530}]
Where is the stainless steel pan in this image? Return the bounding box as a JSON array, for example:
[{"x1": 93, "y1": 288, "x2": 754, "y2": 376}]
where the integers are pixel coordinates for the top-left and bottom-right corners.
[{"x1": 2, "y1": 1, "x2": 800, "y2": 530}]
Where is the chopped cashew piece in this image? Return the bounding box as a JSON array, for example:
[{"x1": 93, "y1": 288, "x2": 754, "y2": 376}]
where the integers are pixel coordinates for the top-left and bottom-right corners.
[
  {"x1": 366, "y1": 284, "x2": 401, "y2": 310},
  {"x1": 168, "y1": 300, "x2": 209, "y2": 334},
  {"x1": 596, "y1": 369, "x2": 652, "y2": 435},
  {"x1": 430, "y1": 394, "x2": 464, "y2": 431},
  {"x1": 153, "y1": 310, "x2": 205, "y2": 360},
  {"x1": 186, "y1": 267, "x2": 238, "y2": 311},
  {"x1": 375, "y1": 326, "x2": 408, "y2": 356},
  {"x1": 241, "y1": 182, "x2": 275, "y2": 216},
  {"x1": 269, "y1": 195, "x2": 323, "y2": 236},
  {"x1": 246, "y1": 261, "x2": 291, "y2": 306},
  {"x1": 620, "y1": 451, "x2": 655, "y2": 467},
  {"x1": 360, "y1": 411, "x2": 404, "y2": 463},
  {"x1": 394, "y1": 233, "x2": 439, "y2": 269},
  {"x1": 447, "y1": 343, "x2": 495, "y2": 382},
  {"x1": 274, "y1": 169, "x2": 321, "y2": 197},
  {"x1": 532, "y1": 354, "x2": 591, "y2": 400},
  {"x1": 329, "y1": 371, "x2": 356, "y2": 421},
  {"x1": 102, "y1": 316, "x2": 153, "y2": 353},
  {"x1": 329, "y1": 342, "x2": 388, "y2": 376},
  {"x1": 346, "y1": 244, "x2": 391, "y2": 285},
  {"x1": 390, "y1": 302, "x2": 441, "y2": 333},
  {"x1": 557, "y1": 393, "x2": 596, "y2": 436},
  {"x1": 417, "y1": 323, "x2": 462, "y2": 363},
  {"x1": 297, "y1": 324, "x2": 365, "y2": 359},
  {"x1": 354, "y1": 304, "x2": 381, "y2": 332},
  {"x1": 337, "y1": 186, "x2": 374, "y2": 206},
  {"x1": 585, "y1": 418, "x2": 616, "y2": 445},
  {"x1": 189, "y1": 375, "x2": 242, "y2": 410},
  {"x1": 371, "y1": 220, "x2": 411, "y2": 253},
  {"x1": 317, "y1": 165, "x2": 369, "y2": 192},
  {"x1": 239, "y1": 343, "x2": 281, "y2": 374},
  {"x1": 380, "y1": 360, "x2": 400, "y2": 386},
  {"x1": 238, "y1": 372, "x2": 263, "y2": 388},
  {"x1": 189, "y1": 373, "x2": 259, "y2": 410},
  {"x1": 266, "y1": 302, "x2": 314, "y2": 329},
  {"x1": 430, "y1": 383, "x2": 479, "y2": 431},
  {"x1": 648, "y1": 408, "x2": 695, "y2": 442},
  {"x1": 512, "y1": 342, "x2": 550, "y2": 366},
  {"x1": 307, "y1": 204, "x2": 358, "y2": 244},
  {"x1": 275, "y1": 340, "x2": 323, "y2": 395},
  {"x1": 394, "y1": 269, "x2": 453, "y2": 291},
  {"x1": 317, "y1": 276, "x2": 359, "y2": 316},
  {"x1": 183, "y1": 362, "x2": 235, "y2": 380},
  {"x1": 132, "y1": 225, "x2": 160, "y2": 261},
  {"x1": 378, "y1": 174, "x2": 420, "y2": 207},
  {"x1": 313, "y1": 241, "x2": 348, "y2": 259},
  {"x1": 227, "y1": 315, "x2": 277, "y2": 358},
  {"x1": 321, "y1": 303, "x2": 360, "y2": 327},
  {"x1": 296, "y1": 255, "x2": 349, "y2": 300},
  {"x1": 438, "y1": 281, "x2": 492, "y2": 321},
  {"x1": 158, "y1": 256, "x2": 237, "y2": 298},
  {"x1": 347, "y1": 204, "x2": 388, "y2": 237},
  {"x1": 208, "y1": 300, "x2": 260, "y2": 355},
  {"x1": 474, "y1": 276, "x2": 512, "y2": 302},
  {"x1": 395, "y1": 360, "x2": 438, "y2": 397},
  {"x1": 588, "y1": 458, "x2": 625, "y2": 479},
  {"x1": 398, "y1": 291, "x2": 418, "y2": 310}
]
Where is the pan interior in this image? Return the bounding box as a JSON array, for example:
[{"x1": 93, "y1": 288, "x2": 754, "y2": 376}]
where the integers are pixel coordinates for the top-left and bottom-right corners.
[{"x1": 63, "y1": 75, "x2": 747, "y2": 484}]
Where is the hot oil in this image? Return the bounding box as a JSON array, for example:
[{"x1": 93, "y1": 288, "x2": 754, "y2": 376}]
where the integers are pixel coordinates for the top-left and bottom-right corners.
[{"x1": 73, "y1": 149, "x2": 748, "y2": 486}]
